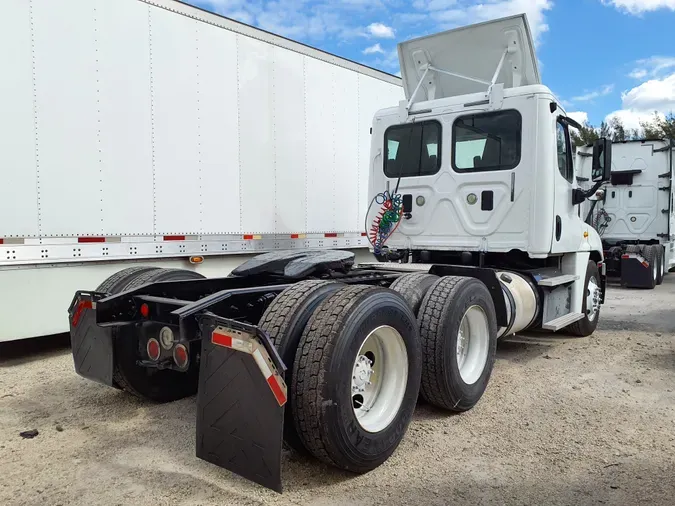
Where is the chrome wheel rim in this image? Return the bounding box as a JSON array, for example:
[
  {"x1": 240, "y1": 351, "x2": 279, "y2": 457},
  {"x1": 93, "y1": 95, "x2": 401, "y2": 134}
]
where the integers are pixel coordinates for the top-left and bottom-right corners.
[
  {"x1": 351, "y1": 325, "x2": 408, "y2": 433},
  {"x1": 456, "y1": 305, "x2": 490, "y2": 385},
  {"x1": 587, "y1": 275, "x2": 601, "y2": 322}
]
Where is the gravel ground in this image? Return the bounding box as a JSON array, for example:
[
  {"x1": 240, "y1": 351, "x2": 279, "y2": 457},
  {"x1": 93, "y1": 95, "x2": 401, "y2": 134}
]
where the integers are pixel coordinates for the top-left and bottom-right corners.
[{"x1": 1, "y1": 276, "x2": 675, "y2": 506}]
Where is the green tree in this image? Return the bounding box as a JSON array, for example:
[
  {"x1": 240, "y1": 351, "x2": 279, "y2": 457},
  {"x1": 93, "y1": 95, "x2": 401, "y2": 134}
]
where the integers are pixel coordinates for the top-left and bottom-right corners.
[
  {"x1": 640, "y1": 111, "x2": 675, "y2": 140},
  {"x1": 609, "y1": 116, "x2": 626, "y2": 142},
  {"x1": 571, "y1": 122, "x2": 600, "y2": 148}
]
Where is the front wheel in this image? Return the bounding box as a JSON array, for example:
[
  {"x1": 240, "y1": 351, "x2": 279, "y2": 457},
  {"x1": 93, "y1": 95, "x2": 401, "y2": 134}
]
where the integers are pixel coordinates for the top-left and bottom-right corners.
[{"x1": 567, "y1": 260, "x2": 601, "y2": 337}]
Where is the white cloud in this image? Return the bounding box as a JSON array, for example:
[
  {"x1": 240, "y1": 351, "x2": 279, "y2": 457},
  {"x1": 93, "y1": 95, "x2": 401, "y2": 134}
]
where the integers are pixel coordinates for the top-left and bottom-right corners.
[
  {"x1": 601, "y1": 0, "x2": 675, "y2": 15},
  {"x1": 571, "y1": 84, "x2": 615, "y2": 102},
  {"x1": 627, "y1": 56, "x2": 675, "y2": 80},
  {"x1": 621, "y1": 73, "x2": 675, "y2": 111},
  {"x1": 568, "y1": 111, "x2": 589, "y2": 126},
  {"x1": 363, "y1": 43, "x2": 385, "y2": 55},
  {"x1": 604, "y1": 72, "x2": 675, "y2": 130},
  {"x1": 628, "y1": 68, "x2": 648, "y2": 80},
  {"x1": 367, "y1": 22, "x2": 395, "y2": 38},
  {"x1": 605, "y1": 109, "x2": 664, "y2": 131}
]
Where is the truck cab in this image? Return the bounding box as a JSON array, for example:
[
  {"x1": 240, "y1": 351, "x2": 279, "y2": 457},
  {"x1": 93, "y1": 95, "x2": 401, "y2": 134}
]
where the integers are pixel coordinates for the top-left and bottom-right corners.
[{"x1": 367, "y1": 14, "x2": 612, "y2": 335}]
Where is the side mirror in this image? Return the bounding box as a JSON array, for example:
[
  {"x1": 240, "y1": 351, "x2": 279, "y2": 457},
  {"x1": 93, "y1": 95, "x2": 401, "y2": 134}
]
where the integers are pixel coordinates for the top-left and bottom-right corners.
[{"x1": 592, "y1": 138, "x2": 612, "y2": 182}]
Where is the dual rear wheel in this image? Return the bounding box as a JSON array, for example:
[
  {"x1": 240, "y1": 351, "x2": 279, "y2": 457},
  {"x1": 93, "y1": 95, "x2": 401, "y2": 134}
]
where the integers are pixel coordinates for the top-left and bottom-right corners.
[{"x1": 261, "y1": 273, "x2": 498, "y2": 474}]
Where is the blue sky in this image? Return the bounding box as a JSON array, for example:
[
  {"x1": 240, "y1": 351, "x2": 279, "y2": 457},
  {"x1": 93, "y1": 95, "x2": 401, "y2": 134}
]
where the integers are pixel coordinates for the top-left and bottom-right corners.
[{"x1": 191, "y1": 0, "x2": 675, "y2": 131}]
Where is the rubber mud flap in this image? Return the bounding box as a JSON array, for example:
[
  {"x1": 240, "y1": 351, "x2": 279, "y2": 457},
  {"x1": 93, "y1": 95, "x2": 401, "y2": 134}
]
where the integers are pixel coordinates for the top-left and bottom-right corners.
[
  {"x1": 68, "y1": 291, "x2": 114, "y2": 387},
  {"x1": 196, "y1": 314, "x2": 287, "y2": 493}
]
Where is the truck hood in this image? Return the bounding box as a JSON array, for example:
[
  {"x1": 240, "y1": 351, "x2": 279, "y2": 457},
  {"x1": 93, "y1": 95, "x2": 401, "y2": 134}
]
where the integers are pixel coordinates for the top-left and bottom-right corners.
[{"x1": 397, "y1": 13, "x2": 541, "y2": 102}]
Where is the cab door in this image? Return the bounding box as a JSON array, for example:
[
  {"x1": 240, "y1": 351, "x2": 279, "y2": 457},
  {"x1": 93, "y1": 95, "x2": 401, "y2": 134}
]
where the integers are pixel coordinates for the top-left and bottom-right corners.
[{"x1": 550, "y1": 117, "x2": 584, "y2": 253}]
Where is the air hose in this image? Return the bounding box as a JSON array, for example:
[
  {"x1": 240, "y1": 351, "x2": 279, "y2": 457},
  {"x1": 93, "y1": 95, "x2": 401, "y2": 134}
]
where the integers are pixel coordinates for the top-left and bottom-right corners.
[{"x1": 365, "y1": 190, "x2": 403, "y2": 255}]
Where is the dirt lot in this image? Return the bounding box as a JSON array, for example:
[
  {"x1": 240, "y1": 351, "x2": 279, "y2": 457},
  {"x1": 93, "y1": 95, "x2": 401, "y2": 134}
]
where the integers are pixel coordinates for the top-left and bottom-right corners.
[{"x1": 2, "y1": 277, "x2": 675, "y2": 506}]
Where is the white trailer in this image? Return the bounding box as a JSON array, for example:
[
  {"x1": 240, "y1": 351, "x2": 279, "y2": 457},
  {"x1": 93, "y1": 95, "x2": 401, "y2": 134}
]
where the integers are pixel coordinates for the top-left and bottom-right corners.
[
  {"x1": 66, "y1": 14, "x2": 614, "y2": 493},
  {"x1": 0, "y1": 0, "x2": 403, "y2": 341},
  {"x1": 577, "y1": 139, "x2": 674, "y2": 288}
]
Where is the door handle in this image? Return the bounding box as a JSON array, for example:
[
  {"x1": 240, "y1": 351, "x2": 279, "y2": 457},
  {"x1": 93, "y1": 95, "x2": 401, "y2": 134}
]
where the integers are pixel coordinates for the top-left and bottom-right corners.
[{"x1": 555, "y1": 216, "x2": 562, "y2": 241}]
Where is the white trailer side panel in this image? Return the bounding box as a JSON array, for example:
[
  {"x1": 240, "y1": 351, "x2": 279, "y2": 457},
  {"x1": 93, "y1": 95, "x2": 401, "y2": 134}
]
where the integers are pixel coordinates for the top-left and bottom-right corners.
[
  {"x1": 0, "y1": 1, "x2": 39, "y2": 238},
  {"x1": 198, "y1": 22, "x2": 242, "y2": 235},
  {"x1": 1, "y1": 0, "x2": 403, "y2": 265},
  {"x1": 97, "y1": 0, "x2": 155, "y2": 235},
  {"x1": 32, "y1": 0, "x2": 102, "y2": 236},
  {"x1": 272, "y1": 48, "x2": 308, "y2": 234}
]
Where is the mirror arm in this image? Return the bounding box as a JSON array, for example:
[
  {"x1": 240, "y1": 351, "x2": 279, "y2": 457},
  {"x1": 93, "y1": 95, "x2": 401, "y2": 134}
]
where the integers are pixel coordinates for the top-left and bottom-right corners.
[{"x1": 582, "y1": 180, "x2": 605, "y2": 199}]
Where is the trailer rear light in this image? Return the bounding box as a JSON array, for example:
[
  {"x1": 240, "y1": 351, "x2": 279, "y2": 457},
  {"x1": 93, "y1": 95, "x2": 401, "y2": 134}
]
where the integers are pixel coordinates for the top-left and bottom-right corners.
[
  {"x1": 146, "y1": 338, "x2": 161, "y2": 361},
  {"x1": 189, "y1": 255, "x2": 204, "y2": 264},
  {"x1": 173, "y1": 343, "x2": 189, "y2": 369},
  {"x1": 140, "y1": 303, "x2": 150, "y2": 318}
]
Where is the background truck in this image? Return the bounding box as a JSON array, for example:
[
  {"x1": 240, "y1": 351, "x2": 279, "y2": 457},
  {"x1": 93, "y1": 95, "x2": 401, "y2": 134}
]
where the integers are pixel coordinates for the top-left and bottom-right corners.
[
  {"x1": 67, "y1": 13, "x2": 613, "y2": 493},
  {"x1": 577, "y1": 139, "x2": 674, "y2": 289},
  {"x1": 0, "y1": 0, "x2": 403, "y2": 342}
]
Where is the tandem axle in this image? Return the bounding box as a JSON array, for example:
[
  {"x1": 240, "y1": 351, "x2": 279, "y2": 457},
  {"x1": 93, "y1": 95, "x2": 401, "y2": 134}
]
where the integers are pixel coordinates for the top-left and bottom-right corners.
[{"x1": 68, "y1": 249, "x2": 603, "y2": 492}]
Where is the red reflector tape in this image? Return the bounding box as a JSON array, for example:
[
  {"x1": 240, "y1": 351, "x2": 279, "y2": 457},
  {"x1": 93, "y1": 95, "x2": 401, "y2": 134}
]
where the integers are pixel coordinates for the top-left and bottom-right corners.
[
  {"x1": 361, "y1": 232, "x2": 367, "y2": 237},
  {"x1": 253, "y1": 348, "x2": 287, "y2": 407},
  {"x1": 78, "y1": 237, "x2": 105, "y2": 243},
  {"x1": 243, "y1": 234, "x2": 254, "y2": 240},
  {"x1": 267, "y1": 376, "x2": 287, "y2": 407},
  {"x1": 324, "y1": 233, "x2": 338, "y2": 238},
  {"x1": 621, "y1": 254, "x2": 630, "y2": 259},
  {"x1": 212, "y1": 331, "x2": 253, "y2": 353},
  {"x1": 291, "y1": 234, "x2": 299, "y2": 239},
  {"x1": 642, "y1": 261, "x2": 649, "y2": 268},
  {"x1": 163, "y1": 235, "x2": 186, "y2": 241},
  {"x1": 211, "y1": 328, "x2": 287, "y2": 406},
  {"x1": 212, "y1": 332, "x2": 232, "y2": 348},
  {"x1": 0, "y1": 239, "x2": 3, "y2": 244},
  {"x1": 71, "y1": 300, "x2": 93, "y2": 327}
]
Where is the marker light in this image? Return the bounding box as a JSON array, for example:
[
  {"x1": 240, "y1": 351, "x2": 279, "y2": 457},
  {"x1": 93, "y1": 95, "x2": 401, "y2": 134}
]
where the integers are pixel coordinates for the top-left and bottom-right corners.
[
  {"x1": 146, "y1": 338, "x2": 161, "y2": 361},
  {"x1": 173, "y1": 344, "x2": 189, "y2": 369},
  {"x1": 159, "y1": 326, "x2": 175, "y2": 350}
]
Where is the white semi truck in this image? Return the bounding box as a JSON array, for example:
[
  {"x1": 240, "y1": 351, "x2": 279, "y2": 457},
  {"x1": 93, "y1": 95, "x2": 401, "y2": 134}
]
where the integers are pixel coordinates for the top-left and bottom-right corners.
[
  {"x1": 578, "y1": 139, "x2": 674, "y2": 288},
  {"x1": 0, "y1": 0, "x2": 403, "y2": 342},
  {"x1": 66, "y1": 12, "x2": 612, "y2": 494}
]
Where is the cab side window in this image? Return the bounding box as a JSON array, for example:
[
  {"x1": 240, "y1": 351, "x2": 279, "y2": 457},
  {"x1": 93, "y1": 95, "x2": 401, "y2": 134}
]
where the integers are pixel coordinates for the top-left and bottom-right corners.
[{"x1": 556, "y1": 120, "x2": 574, "y2": 183}]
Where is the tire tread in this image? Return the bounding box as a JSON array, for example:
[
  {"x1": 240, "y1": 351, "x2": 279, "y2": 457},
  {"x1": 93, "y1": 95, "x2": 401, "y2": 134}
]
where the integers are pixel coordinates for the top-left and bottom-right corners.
[{"x1": 293, "y1": 285, "x2": 375, "y2": 466}]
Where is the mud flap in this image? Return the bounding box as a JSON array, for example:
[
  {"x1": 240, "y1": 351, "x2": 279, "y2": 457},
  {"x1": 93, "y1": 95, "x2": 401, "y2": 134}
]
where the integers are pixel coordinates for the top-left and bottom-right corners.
[
  {"x1": 68, "y1": 291, "x2": 114, "y2": 387},
  {"x1": 196, "y1": 314, "x2": 287, "y2": 493},
  {"x1": 620, "y1": 255, "x2": 654, "y2": 288}
]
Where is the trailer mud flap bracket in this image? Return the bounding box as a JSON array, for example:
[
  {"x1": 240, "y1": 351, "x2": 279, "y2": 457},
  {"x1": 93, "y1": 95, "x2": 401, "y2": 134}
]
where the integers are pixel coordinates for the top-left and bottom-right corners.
[
  {"x1": 195, "y1": 314, "x2": 287, "y2": 493},
  {"x1": 68, "y1": 291, "x2": 114, "y2": 387}
]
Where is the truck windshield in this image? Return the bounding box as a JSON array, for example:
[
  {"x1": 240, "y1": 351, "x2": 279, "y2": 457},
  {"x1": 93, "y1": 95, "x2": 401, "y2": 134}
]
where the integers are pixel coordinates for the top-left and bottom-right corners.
[
  {"x1": 384, "y1": 120, "x2": 441, "y2": 178},
  {"x1": 452, "y1": 110, "x2": 522, "y2": 172}
]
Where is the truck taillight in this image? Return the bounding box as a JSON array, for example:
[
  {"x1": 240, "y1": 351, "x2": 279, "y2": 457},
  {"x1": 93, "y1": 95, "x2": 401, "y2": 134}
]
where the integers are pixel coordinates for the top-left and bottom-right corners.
[
  {"x1": 140, "y1": 303, "x2": 150, "y2": 318},
  {"x1": 173, "y1": 344, "x2": 189, "y2": 369},
  {"x1": 146, "y1": 338, "x2": 161, "y2": 361}
]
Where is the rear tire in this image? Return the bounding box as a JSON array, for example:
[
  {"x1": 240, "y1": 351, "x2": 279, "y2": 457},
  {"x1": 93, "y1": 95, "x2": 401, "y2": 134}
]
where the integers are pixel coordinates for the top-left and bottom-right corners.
[
  {"x1": 292, "y1": 285, "x2": 421, "y2": 473},
  {"x1": 258, "y1": 280, "x2": 345, "y2": 453},
  {"x1": 389, "y1": 273, "x2": 439, "y2": 314},
  {"x1": 567, "y1": 260, "x2": 601, "y2": 337},
  {"x1": 96, "y1": 266, "x2": 162, "y2": 293},
  {"x1": 417, "y1": 276, "x2": 497, "y2": 412},
  {"x1": 643, "y1": 245, "x2": 658, "y2": 289},
  {"x1": 111, "y1": 268, "x2": 206, "y2": 402},
  {"x1": 656, "y1": 246, "x2": 665, "y2": 285}
]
